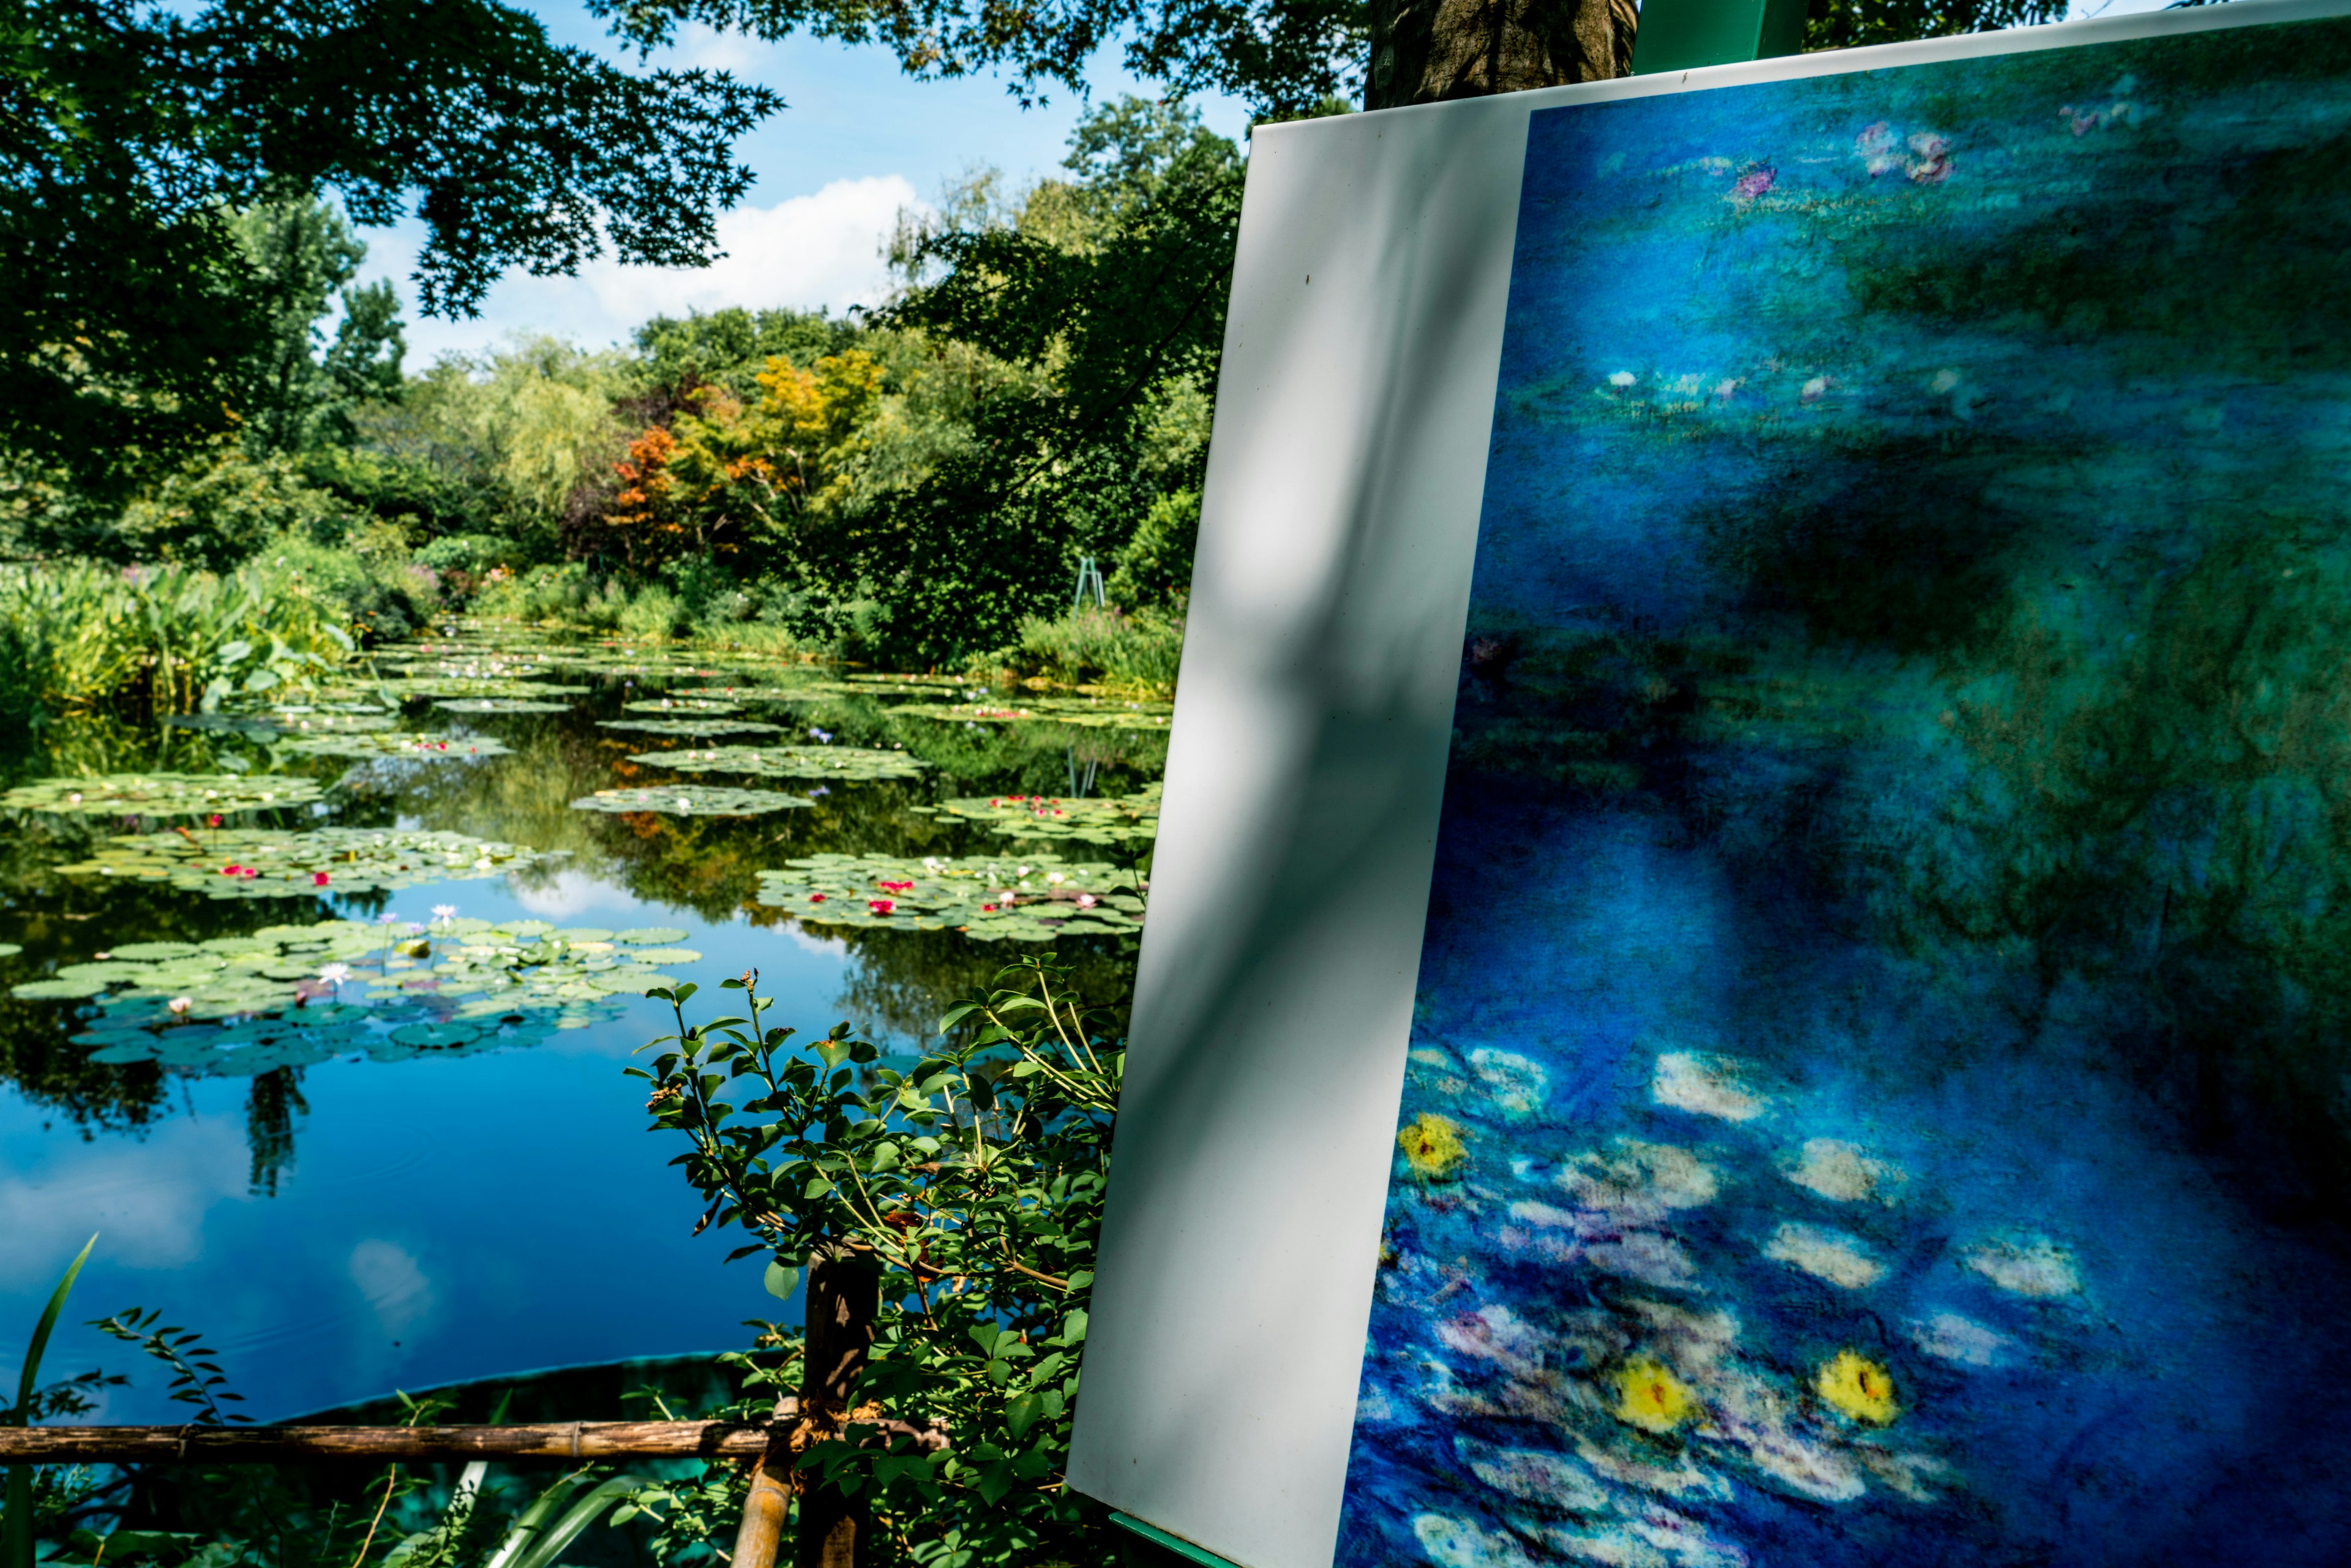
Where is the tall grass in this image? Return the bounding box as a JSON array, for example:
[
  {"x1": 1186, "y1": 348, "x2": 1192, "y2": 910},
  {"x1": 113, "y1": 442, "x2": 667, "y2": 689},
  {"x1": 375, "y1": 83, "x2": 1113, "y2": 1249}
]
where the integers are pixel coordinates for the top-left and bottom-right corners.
[
  {"x1": 0, "y1": 561, "x2": 358, "y2": 732},
  {"x1": 1003, "y1": 604, "x2": 1185, "y2": 694}
]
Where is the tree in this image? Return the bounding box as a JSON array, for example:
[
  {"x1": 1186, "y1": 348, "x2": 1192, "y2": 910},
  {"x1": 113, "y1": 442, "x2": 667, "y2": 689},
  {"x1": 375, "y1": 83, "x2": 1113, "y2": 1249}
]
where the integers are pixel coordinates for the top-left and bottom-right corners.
[
  {"x1": 594, "y1": 0, "x2": 1367, "y2": 115},
  {"x1": 2, "y1": 0, "x2": 778, "y2": 496},
  {"x1": 229, "y1": 197, "x2": 406, "y2": 455}
]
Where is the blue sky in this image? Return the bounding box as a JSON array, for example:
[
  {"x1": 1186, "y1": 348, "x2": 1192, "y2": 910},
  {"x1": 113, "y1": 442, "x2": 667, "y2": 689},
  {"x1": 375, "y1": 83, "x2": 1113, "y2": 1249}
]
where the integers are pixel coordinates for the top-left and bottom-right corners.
[
  {"x1": 362, "y1": 0, "x2": 2164, "y2": 366},
  {"x1": 360, "y1": 3, "x2": 1254, "y2": 364}
]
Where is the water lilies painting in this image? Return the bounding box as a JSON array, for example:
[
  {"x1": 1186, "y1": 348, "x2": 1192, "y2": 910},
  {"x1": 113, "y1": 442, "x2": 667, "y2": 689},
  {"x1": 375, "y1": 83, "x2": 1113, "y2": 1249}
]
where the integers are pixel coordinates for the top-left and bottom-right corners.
[{"x1": 1338, "y1": 20, "x2": 2351, "y2": 1568}]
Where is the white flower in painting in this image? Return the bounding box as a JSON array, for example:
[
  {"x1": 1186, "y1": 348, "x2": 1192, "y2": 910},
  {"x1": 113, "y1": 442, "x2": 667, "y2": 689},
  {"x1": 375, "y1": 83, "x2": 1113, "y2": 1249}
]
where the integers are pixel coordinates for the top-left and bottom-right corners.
[
  {"x1": 1608, "y1": 370, "x2": 1638, "y2": 388},
  {"x1": 1800, "y1": 375, "x2": 1832, "y2": 403},
  {"x1": 1960, "y1": 1236, "x2": 2083, "y2": 1298},
  {"x1": 1764, "y1": 1221, "x2": 1886, "y2": 1288},
  {"x1": 317, "y1": 963, "x2": 353, "y2": 986}
]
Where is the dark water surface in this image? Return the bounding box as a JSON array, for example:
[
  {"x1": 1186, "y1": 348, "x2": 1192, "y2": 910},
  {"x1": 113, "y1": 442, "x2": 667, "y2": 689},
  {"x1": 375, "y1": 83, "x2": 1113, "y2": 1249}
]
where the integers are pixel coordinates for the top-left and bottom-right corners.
[{"x1": 0, "y1": 632, "x2": 1160, "y2": 1422}]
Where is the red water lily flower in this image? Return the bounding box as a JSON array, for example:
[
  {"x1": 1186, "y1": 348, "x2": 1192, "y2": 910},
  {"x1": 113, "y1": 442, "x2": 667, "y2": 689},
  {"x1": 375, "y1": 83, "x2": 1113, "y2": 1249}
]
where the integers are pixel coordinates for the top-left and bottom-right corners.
[
  {"x1": 980, "y1": 904, "x2": 997, "y2": 913},
  {"x1": 879, "y1": 880, "x2": 915, "y2": 893},
  {"x1": 868, "y1": 899, "x2": 896, "y2": 915},
  {"x1": 808, "y1": 893, "x2": 826, "y2": 903},
  {"x1": 207, "y1": 814, "x2": 223, "y2": 827},
  {"x1": 313, "y1": 872, "x2": 331, "y2": 886},
  {"x1": 220, "y1": 864, "x2": 244, "y2": 876}
]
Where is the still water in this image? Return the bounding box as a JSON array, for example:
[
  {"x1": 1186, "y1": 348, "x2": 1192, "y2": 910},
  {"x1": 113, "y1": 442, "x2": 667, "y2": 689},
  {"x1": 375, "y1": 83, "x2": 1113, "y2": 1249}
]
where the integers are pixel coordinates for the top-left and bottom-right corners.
[{"x1": 0, "y1": 629, "x2": 1163, "y2": 1422}]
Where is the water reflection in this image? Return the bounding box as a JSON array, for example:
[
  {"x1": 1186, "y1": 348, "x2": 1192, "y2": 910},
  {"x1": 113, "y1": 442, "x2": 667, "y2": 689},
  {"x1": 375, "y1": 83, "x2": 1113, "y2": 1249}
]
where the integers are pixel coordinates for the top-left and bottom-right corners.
[{"x1": 0, "y1": 632, "x2": 1161, "y2": 1420}]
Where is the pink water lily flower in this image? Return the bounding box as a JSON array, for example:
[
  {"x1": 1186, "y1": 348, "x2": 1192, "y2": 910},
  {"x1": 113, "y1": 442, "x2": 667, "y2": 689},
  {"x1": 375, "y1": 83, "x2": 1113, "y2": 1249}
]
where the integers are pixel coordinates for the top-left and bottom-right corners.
[{"x1": 868, "y1": 899, "x2": 896, "y2": 915}]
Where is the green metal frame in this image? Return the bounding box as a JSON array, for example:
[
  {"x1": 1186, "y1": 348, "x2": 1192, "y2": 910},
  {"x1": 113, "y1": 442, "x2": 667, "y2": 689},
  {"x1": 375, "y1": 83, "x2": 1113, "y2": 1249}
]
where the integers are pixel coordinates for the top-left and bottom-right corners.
[
  {"x1": 1631, "y1": 0, "x2": 1809, "y2": 74},
  {"x1": 1110, "y1": 1512, "x2": 1246, "y2": 1568}
]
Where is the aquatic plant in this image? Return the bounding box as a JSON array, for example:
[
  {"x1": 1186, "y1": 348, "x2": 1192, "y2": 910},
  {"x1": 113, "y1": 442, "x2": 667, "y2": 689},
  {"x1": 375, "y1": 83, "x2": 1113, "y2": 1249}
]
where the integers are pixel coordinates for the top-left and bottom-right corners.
[
  {"x1": 1397, "y1": 1112, "x2": 1467, "y2": 1180},
  {"x1": 432, "y1": 698, "x2": 576, "y2": 715},
  {"x1": 0, "y1": 561, "x2": 358, "y2": 722},
  {"x1": 0, "y1": 773, "x2": 326, "y2": 816},
  {"x1": 569, "y1": 785, "x2": 811, "y2": 816},
  {"x1": 13, "y1": 919, "x2": 697, "y2": 1073},
  {"x1": 917, "y1": 783, "x2": 1160, "y2": 846},
  {"x1": 753, "y1": 852, "x2": 1142, "y2": 940},
  {"x1": 619, "y1": 697, "x2": 743, "y2": 715},
  {"x1": 272, "y1": 731, "x2": 513, "y2": 760},
  {"x1": 891, "y1": 697, "x2": 1172, "y2": 730},
  {"x1": 373, "y1": 677, "x2": 594, "y2": 699},
  {"x1": 594, "y1": 718, "x2": 785, "y2": 737},
  {"x1": 623, "y1": 744, "x2": 928, "y2": 782},
  {"x1": 54, "y1": 828, "x2": 560, "y2": 898},
  {"x1": 631, "y1": 956, "x2": 1116, "y2": 1566}
]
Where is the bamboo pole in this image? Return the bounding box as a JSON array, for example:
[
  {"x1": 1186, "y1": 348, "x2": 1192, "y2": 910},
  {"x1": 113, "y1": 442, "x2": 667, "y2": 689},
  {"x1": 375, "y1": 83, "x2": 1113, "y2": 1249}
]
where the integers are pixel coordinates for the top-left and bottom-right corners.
[{"x1": 0, "y1": 1422, "x2": 773, "y2": 1465}]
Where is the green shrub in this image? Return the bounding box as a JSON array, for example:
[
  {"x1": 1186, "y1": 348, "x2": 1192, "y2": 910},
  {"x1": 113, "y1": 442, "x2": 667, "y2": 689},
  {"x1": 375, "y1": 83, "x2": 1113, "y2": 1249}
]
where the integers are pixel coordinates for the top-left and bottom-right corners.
[{"x1": 1004, "y1": 604, "x2": 1184, "y2": 694}]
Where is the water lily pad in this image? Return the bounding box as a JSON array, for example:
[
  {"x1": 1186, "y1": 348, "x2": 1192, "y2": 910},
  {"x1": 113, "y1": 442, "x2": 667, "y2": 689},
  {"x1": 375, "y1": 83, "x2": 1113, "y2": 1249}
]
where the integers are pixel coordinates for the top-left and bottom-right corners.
[
  {"x1": 754, "y1": 852, "x2": 1144, "y2": 942},
  {"x1": 21, "y1": 917, "x2": 666, "y2": 1070},
  {"x1": 388, "y1": 1021, "x2": 483, "y2": 1048},
  {"x1": 433, "y1": 698, "x2": 577, "y2": 715},
  {"x1": 272, "y1": 731, "x2": 514, "y2": 760},
  {"x1": 54, "y1": 828, "x2": 566, "y2": 898},
  {"x1": 918, "y1": 783, "x2": 1161, "y2": 846},
  {"x1": 622, "y1": 947, "x2": 704, "y2": 964},
  {"x1": 374, "y1": 677, "x2": 594, "y2": 699},
  {"x1": 596, "y1": 718, "x2": 785, "y2": 738},
  {"x1": 624, "y1": 744, "x2": 928, "y2": 782},
  {"x1": 1, "y1": 773, "x2": 328, "y2": 816},
  {"x1": 893, "y1": 698, "x2": 1174, "y2": 730},
  {"x1": 570, "y1": 786, "x2": 811, "y2": 816},
  {"x1": 0, "y1": 943, "x2": 20, "y2": 959},
  {"x1": 615, "y1": 927, "x2": 690, "y2": 945},
  {"x1": 621, "y1": 698, "x2": 743, "y2": 715}
]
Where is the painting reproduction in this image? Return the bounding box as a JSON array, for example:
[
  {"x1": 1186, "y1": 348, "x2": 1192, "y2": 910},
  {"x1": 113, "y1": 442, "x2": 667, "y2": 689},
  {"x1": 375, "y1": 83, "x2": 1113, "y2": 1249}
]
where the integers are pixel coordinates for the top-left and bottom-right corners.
[{"x1": 1338, "y1": 12, "x2": 2351, "y2": 1567}]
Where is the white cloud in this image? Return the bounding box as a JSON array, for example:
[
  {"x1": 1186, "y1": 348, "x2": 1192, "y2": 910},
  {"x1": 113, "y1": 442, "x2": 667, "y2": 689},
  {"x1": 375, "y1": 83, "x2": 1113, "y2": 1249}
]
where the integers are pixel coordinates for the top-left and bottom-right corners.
[
  {"x1": 348, "y1": 1239, "x2": 438, "y2": 1340},
  {"x1": 372, "y1": 175, "x2": 919, "y2": 364},
  {"x1": 0, "y1": 1119, "x2": 250, "y2": 1275},
  {"x1": 509, "y1": 871, "x2": 657, "y2": 920}
]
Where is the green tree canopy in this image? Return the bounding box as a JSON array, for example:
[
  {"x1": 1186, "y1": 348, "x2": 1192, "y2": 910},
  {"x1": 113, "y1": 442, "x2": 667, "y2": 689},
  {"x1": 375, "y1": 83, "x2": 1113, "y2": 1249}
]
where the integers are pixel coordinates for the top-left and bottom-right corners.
[{"x1": 3, "y1": 0, "x2": 779, "y2": 495}]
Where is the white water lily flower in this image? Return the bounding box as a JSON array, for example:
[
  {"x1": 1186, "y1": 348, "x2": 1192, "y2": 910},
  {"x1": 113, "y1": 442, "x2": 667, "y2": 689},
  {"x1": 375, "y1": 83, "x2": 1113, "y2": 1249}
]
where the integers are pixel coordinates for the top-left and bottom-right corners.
[
  {"x1": 167, "y1": 996, "x2": 193, "y2": 1015},
  {"x1": 317, "y1": 963, "x2": 353, "y2": 986},
  {"x1": 676, "y1": 797, "x2": 694, "y2": 811},
  {"x1": 433, "y1": 905, "x2": 457, "y2": 922}
]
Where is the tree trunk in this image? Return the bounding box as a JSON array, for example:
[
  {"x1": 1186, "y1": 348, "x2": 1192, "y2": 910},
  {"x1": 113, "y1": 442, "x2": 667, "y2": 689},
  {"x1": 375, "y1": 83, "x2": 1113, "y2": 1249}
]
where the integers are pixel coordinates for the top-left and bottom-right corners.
[
  {"x1": 1366, "y1": 0, "x2": 1641, "y2": 110},
  {"x1": 794, "y1": 1253, "x2": 880, "y2": 1568}
]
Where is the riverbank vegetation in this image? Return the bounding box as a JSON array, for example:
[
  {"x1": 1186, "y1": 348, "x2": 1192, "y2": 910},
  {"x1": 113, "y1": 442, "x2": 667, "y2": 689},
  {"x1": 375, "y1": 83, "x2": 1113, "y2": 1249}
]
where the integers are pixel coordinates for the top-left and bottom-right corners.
[{"x1": 3, "y1": 96, "x2": 1239, "y2": 726}]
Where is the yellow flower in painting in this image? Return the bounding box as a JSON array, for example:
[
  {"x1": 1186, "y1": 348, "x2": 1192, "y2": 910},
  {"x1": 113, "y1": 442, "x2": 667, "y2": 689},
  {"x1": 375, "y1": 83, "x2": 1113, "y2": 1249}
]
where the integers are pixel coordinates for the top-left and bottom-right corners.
[
  {"x1": 1816, "y1": 1351, "x2": 1899, "y2": 1425},
  {"x1": 1611, "y1": 1356, "x2": 1698, "y2": 1433},
  {"x1": 1397, "y1": 1113, "x2": 1467, "y2": 1179}
]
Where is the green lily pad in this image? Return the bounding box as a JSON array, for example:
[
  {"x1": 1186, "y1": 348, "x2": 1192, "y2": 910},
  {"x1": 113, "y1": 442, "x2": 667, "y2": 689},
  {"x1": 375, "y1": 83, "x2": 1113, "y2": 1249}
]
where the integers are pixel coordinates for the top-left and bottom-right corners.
[
  {"x1": 754, "y1": 852, "x2": 1144, "y2": 942},
  {"x1": 918, "y1": 782, "x2": 1161, "y2": 846},
  {"x1": 1, "y1": 773, "x2": 328, "y2": 816},
  {"x1": 621, "y1": 698, "x2": 744, "y2": 715},
  {"x1": 24, "y1": 917, "x2": 674, "y2": 1071},
  {"x1": 570, "y1": 786, "x2": 811, "y2": 816},
  {"x1": 596, "y1": 718, "x2": 785, "y2": 738},
  {"x1": 615, "y1": 927, "x2": 690, "y2": 945},
  {"x1": 624, "y1": 744, "x2": 928, "y2": 782},
  {"x1": 272, "y1": 731, "x2": 514, "y2": 760},
  {"x1": 432, "y1": 698, "x2": 577, "y2": 715},
  {"x1": 670, "y1": 682, "x2": 913, "y2": 703},
  {"x1": 54, "y1": 828, "x2": 566, "y2": 899},
  {"x1": 893, "y1": 698, "x2": 1174, "y2": 730},
  {"x1": 388, "y1": 1021, "x2": 483, "y2": 1048},
  {"x1": 0, "y1": 943, "x2": 20, "y2": 959},
  {"x1": 11, "y1": 975, "x2": 107, "y2": 999},
  {"x1": 375, "y1": 677, "x2": 594, "y2": 699}
]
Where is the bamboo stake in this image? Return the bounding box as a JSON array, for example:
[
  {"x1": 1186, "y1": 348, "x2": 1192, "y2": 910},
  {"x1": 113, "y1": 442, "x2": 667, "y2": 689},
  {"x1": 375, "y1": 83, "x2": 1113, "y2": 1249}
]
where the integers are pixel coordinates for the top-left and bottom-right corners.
[{"x1": 0, "y1": 1422, "x2": 772, "y2": 1465}]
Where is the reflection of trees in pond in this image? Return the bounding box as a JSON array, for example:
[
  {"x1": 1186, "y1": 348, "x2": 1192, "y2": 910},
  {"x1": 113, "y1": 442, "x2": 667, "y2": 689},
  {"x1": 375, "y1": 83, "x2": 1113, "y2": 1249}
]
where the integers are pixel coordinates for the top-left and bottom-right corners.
[
  {"x1": 0, "y1": 991, "x2": 167, "y2": 1135},
  {"x1": 245, "y1": 1066, "x2": 308, "y2": 1195},
  {"x1": 820, "y1": 924, "x2": 1136, "y2": 1047}
]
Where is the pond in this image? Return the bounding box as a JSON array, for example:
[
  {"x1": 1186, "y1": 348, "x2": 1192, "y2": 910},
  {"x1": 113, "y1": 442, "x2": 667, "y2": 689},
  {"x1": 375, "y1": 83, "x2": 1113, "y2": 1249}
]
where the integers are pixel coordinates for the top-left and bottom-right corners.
[{"x1": 0, "y1": 627, "x2": 1165, "y2": 1424}]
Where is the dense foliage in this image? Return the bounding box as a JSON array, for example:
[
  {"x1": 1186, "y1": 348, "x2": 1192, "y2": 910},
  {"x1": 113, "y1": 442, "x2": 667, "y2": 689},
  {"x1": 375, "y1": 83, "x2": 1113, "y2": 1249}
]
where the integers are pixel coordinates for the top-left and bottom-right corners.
[
  {"x1": 3, "y1": 0, "x2": 776, "y2": 497},
  {"x1": 4, "y1": 96, "x2": 1233, "y2": 682},
  {"x1": 633, "y1": 957, "x2": 1120, "y2": 1565}
]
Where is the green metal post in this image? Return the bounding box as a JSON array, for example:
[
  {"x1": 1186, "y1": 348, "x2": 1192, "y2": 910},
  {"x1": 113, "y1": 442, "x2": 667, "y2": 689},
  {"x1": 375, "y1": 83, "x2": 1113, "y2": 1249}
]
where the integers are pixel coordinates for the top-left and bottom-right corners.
[
  {"x1": 1109, "y1": 1513, "x2": 1245, "y2": 1568},
  {"x1": 1630, "y1": 0, "x2": 1809, "y2": 73}
]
